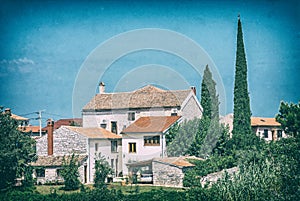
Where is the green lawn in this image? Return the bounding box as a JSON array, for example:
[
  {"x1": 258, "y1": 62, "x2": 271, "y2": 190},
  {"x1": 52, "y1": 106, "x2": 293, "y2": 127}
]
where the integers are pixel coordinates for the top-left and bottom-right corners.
[{"x1": 35, "y1": 183, "x2": 185, "y2": 195}]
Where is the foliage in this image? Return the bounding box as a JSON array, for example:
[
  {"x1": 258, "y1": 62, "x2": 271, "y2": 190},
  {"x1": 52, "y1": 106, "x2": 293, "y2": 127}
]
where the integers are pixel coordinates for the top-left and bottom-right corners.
[
  {"x1": 232, "y1": 17, "x2": 252, "y2": 149},
  {"x1": 167, "y1": 118, "x2": 200, "y2": 157},
  {"x1": 61, "y1": 154, "x2": 81, "y2": 191},
  {"x1": 212, "y1": 124, "x2": 230, "y2": 156},
  {"x1": 201, "y1": 64, "x2": 219, "y2": 121},
  {"x1": 276, "y1": 101, "x2": 300, "y2": 138},
  {"x1": 165, "y1": 122, "x2": 180, "y2": 146},
  {"x1": 183, "y1": 155, "x2": 237, "y2": 187},
  {"x1": 0, "y1": 107, "x2": 36, "y2": 191},
  {"x1": 94, "y1": 153, "x2": 113, "y2": 188}
]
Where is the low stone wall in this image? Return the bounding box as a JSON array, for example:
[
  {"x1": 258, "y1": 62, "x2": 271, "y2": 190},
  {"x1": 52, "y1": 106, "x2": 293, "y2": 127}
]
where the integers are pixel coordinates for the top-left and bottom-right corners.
[
  {"x1": 153, "y1": 161, "x2": 186, "y2": 187},
  {"x1": 200, "y1": 167, "x2": 239, "y2": 187}
]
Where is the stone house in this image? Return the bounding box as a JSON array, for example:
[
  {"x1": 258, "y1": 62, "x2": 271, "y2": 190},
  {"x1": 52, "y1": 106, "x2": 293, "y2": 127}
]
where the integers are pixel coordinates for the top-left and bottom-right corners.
[
  {"x1": 82, "y1": 84, "x2": 202, "y2": 134},
  {"x1": 251, "y1": 117, "x2": 286, "y2": 141},
  {"x1": 34, "y1": 119, "x2": 122, "y2": 184},
  {"x1": 121, "y1": 116, "x2": 181, "y2": 175},
  {"x1": 220, "y1": 114, "x2": 286, "y2": 141}
]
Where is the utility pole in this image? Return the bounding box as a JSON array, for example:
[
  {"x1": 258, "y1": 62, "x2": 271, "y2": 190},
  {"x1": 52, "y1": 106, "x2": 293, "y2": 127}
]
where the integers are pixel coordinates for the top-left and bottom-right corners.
[{"x1": 36, "y1": 110, "x2": 45, "y2": 137}]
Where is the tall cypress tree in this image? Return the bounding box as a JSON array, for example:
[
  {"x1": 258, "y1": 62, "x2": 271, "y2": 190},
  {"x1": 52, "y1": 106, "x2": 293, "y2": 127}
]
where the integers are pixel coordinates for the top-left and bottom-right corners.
[
  {"x1": 232, "y1": 16, "x2": 252, "y2": 148},
  {"x1": 201, "y1": 64, "x2": 219, "y2": 121}
]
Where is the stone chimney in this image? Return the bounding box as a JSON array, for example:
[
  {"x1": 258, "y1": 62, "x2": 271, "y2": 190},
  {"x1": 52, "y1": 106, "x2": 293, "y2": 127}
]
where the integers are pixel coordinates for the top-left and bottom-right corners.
[
  {"x1": 191, "y1": 86, "x2": 196, "y2": 95},
  {"x1": 47, "y1": 119, "x2": 54, "y2": 155},
  {"x1": 99, "y1": 82, "x2": 105, "y2": 94}
]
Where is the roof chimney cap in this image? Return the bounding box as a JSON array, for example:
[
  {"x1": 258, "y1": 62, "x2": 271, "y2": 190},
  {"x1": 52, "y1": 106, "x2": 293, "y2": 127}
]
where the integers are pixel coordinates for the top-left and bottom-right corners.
[
  {"x1": 4, "y1": 108, "x2": 11, "y2": 115},
  {"x1": 190, "y1": 86, "x2": 196, "y2": 95},
  {"x1": 99, "y1": 82, "x2": 105, "y2": 94}
]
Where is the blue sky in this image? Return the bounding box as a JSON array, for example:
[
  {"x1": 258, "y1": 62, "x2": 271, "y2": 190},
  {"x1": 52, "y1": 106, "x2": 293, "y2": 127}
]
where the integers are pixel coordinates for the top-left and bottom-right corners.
[{"x1": 0, "y1": 0, "x2": 299, "y2": 125}]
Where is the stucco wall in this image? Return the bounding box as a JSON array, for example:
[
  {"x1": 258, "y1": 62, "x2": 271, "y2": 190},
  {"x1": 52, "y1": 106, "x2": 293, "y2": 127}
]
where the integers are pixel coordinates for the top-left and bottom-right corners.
[
  {"x1": 122, "y1": 133, "x2": 166, "y2": 175},
  {"x1": 88, "y1": 139, "x2": 122, "y2": 182},
  {"x1": 82, "y1": 107, "x2": 175, "y2": 134},
  {"x1": 152, "y1": 161, "x2": 187, "y2": 187}
]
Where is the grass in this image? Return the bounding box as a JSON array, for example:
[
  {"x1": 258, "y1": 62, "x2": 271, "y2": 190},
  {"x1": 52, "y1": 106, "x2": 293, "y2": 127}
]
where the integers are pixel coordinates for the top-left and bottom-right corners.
[{"x1": 35, "y1": 183, "x2": 185, "y2": 195}]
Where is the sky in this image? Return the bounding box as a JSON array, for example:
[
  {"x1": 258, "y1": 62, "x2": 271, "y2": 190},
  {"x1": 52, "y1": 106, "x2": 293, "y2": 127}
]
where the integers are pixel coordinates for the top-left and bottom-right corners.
[{"x1": 0, "y1": 0, "x2": 299, "y2": 125}]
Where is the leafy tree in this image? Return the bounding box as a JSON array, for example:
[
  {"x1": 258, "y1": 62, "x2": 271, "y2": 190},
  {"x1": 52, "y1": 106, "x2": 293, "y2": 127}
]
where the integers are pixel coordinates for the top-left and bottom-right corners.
[
  {"x1": 276, "y1": 101, "x2": 300, "y2": 138},
  {"x1": 94, "y1": 153, "x2": 113, "y2": 188},
  {"x1": 165, "y1": 122, "x2": 180, "y2": 146},
  {"x1": 167, "y1": 118, "x2": 200, "y2": 157},
  {"x1": 0, "y1": 107, "x2": 36, "y2": 190},
  {"x1": 232, "y1": 17, "x2": 253, "y2": 149},
  {"x1": 61, "y1": 154, "x2": 81, "y2": 191}
]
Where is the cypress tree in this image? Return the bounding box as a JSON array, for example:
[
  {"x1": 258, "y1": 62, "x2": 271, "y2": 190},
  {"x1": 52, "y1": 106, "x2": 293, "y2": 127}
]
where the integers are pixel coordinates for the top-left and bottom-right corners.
[
  {"x1": 232, "y1": 16, "x2": 252, "y2": 148},
  {"x1": 201, "y1": 65, "x2": 219, "y2": 121}
]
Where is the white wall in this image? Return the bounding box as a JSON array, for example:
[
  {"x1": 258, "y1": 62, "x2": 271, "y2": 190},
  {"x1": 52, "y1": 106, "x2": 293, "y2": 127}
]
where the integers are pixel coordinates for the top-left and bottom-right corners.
[
  {"x1": 88, "y1": 139, "x2": 122, "y2": 183},
  {"x1": 121, "y1": 133, "x2": 166, "y2": 175},
  {"x1": 253, "y1": 126, "x2": 286, "y2": 141},
  {"x1": 82, "y1": 107, "x2": 176, "y2": 134}
]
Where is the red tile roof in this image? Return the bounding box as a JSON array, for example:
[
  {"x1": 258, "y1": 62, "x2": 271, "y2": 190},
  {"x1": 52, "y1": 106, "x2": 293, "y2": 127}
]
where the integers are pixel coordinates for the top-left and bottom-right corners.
[
  {"x1": 251, "y1": 117, "x2": 281, "y2": 127},
  {"x1": 154, "y1": 156, "x2": 203, "y2": 168},
  {"x1": 64, "y1": 126, "x2": 121, "y2": 139},
  {"x1": 53, "y1": 118, "x2": 82, "y2": 130},
  {"x1": 83, "y1": 85, "x2": 192, "y2": 111},
  {"x1": 122, "y1": 116, "x2": 181, "y2": 133},
  {"x1": 11, "y1": 113, "x2": 28, "y2": 121},
  {"x1": 19, "y1": 126, "x2": 47, "y2": 133}
]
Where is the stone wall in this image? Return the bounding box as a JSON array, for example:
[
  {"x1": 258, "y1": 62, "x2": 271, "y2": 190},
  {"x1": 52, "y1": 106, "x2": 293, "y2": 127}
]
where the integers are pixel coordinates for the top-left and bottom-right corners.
[
  {"x1": 36, "y1": 126, "x2": 87, "y2": 156},
  {"x1": 153, "y1": 161, "x2": 187, "y2": 187},
  {"x1": 181, "y1": 94, "x2": 202, "y2": 121},
  {"x1": 200, "y1": 167, "x2": 239, "y2": 187}
]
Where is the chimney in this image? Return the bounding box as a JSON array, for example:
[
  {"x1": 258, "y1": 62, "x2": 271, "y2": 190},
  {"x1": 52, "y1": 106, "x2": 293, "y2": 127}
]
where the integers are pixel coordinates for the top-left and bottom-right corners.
[
  {"x1": 47, "y1": 119, "x2": 54, "y2": 155},
  {"x1": 191, "y1": 86, "x2": 196, "y2": 95},
  {"x1": 4, "y1": 108, "x2": 11, "y2": 115},
  {"x1": 99, "y1": 82, "x2": 105, "y2": 94}
]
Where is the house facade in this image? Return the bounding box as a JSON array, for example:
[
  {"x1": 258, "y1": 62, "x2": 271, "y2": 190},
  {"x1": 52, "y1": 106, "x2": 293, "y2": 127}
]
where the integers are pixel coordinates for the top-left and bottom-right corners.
[
  {"x1": 251, "y1": 117, "x2": 286, "y2": 141},
  {"x1": 220, "y1": 114, "x2": 286, "y2": 141},
  {"x1": 34, "y1": 119, "x2": 121, "y2": 184},
  {"x1": 121, "y1": 116, "x2": 181, "y2": 175},
  {"x1": 82, "y1": 84, "x2": 202, "y2": 134}
]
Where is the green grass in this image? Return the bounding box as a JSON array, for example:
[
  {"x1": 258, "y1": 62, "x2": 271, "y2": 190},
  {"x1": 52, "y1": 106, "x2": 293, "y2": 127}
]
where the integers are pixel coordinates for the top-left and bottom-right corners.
[{"x1": 35, "y1": 183, "x2": 185, "y2": 195}]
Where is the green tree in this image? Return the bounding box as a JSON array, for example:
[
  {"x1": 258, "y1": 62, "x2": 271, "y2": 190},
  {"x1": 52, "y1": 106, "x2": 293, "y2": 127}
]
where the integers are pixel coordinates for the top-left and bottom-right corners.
[
  {"x1": 0, "y1": 107, "x2": 36, "y2": 190},
  {"x1": 276, "y1": 101, "x2": 300, "y2": 138},
  {"x1": 167, "y1": 118, "x2": 200, "y2": 157},
  {"x1": 61, "y1": 154, "x2": 81, "y2": 191},
  {"x1": 165, "y1": 122, "x2": 180, "y2": 146},
  {"x1": 201, "y1": 65, "x2": 219, "y2": 121},
  {"x1": 232, "y1": 16, "x2": 253, "y2": 149},
  {"x1": 94, "y1": 153, "x2": 113, "y2": 188}
]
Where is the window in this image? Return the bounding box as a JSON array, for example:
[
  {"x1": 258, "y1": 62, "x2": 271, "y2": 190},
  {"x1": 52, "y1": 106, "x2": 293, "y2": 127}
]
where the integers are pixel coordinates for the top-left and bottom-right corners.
[
  {"x1": 111, "y1": 159, "x2": 114, "y2": 169},
  {"x1": 95, "y1": 143, "x2": 98, "y2": 152},
  {"x1": 263, "y1": 129, "x2": 268, "y2": 138},
  {"x1": 128, "y1": 112, "x2": 135, "y2": 121},
  {"x1": 144, "y1": 136, "x2": 160, "y2": 146},
  {"x1": 277, "y1": 130, "x2": 282, "y2": 138},
  {"x1": 56, "y1": 169, "x2": 62, "y2": 179},
  {"x1": 111, "y1": 121, "x2": 117, "y2": 134},
  {"x1": 36, "y1": 168, "x2": 45, "y2": 177},
  {"x1": 171, "y1": 113, "x2": 177, "y2": 116},
  {"x1": 111, "y1": 140, "x2": 118, "y2": 152},
  {"x1": 100, "y1": 123, "x2": 107, "y2": 129},
  {"x1": 129, "y1": 143, "x2": 136, "y2": 153}
]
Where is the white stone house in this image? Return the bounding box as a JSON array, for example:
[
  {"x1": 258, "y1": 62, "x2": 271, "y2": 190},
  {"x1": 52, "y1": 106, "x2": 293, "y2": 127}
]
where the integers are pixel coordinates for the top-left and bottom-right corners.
[
  {"x1": 34, "y1": 120, "x2": 121, "y2": 184},
  {"x1": 82, "y1": 84, "x2": 202, "y2": 134},
  {"x1": 251, "y1": 117, "x2": 286, "y2": 141},
  {"x1": 120, "y1": 116, "x2": 181, "y2": 175},
  {"x1": 220, "y1": 114, "x2": 286, "y2": 141}
]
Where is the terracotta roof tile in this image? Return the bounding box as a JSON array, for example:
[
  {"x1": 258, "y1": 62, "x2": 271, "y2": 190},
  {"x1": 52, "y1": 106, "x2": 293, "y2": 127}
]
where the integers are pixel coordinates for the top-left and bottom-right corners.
[
  {"x1": 251, "y1": 117, "x2": 281, "y2": 127},
  {"x1": 122, "y1": 116, "x2": 181, "y2": 133},
  {"x1": 31, "y1": 155, "x2": 87, "y2": 167},
  {"x1": 83, "y1": 85, "x2": 192, "y2": 111},
  {"x1": 64, "y1": 126, "x2": 121, "y2": 139},
  {"x1": 19, "y1": 126, "x2": 47, "y2": 133},
  {"x1": 154, "y1": 156, "x2": 203, "y2": 168},
  {"x1": 11, "y1": 113, "x2": 28, "y2": 121}
]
